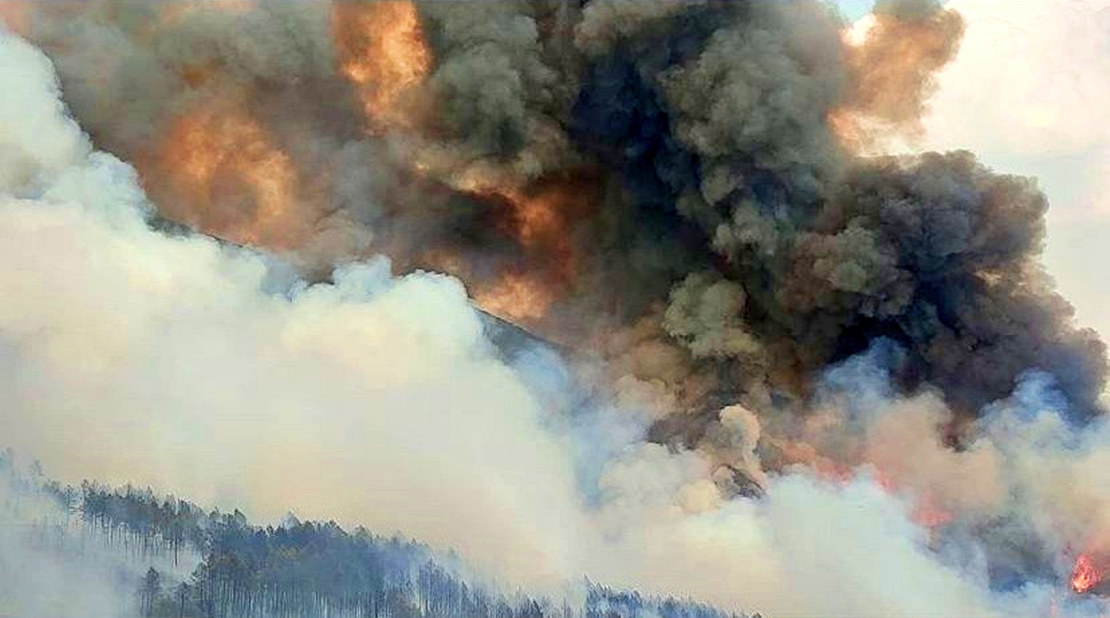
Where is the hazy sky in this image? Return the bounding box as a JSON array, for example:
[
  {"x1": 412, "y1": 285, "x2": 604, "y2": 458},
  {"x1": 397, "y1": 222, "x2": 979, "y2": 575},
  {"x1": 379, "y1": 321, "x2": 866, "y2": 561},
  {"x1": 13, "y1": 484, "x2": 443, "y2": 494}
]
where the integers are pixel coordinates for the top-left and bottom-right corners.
[{"x1": 838, "y1": 0, "x2": 1110, "y2": 344}]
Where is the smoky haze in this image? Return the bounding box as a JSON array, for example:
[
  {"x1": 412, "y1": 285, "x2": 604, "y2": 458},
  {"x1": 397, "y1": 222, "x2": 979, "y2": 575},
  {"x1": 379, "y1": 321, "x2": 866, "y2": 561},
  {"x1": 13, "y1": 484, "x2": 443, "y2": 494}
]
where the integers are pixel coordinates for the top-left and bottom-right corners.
[{"x1": 0, "y1": 1, "x2": 1108, "y2": 617}]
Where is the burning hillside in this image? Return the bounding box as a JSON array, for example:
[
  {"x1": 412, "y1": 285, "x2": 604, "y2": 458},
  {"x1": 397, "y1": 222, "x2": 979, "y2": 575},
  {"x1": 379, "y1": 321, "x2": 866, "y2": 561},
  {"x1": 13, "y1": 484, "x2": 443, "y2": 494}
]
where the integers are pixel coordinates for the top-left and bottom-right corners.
[
  {"x1": 1073, "y1": 553, "x2": 1110, "y2": 596},
  {"x1": 1, "y1": 1, "x2": 1108, "y2": 617}
]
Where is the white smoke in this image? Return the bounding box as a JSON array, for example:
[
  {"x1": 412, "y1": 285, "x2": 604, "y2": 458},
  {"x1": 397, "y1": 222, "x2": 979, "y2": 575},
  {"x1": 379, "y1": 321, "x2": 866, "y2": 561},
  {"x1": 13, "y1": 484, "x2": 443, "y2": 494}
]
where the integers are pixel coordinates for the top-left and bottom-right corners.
[
  {"x1": 1, "y1": 23, "x2": 1108, "y2": 618},
  {"x1": 0, "y1": 25, "x2": 589, "y2": 590},
  {"x1": 0, "y1": 504, "x2": 139, "y2": 616},
  {"x1": 0, "y1": 456, "x2": 190, "y2": 617}
]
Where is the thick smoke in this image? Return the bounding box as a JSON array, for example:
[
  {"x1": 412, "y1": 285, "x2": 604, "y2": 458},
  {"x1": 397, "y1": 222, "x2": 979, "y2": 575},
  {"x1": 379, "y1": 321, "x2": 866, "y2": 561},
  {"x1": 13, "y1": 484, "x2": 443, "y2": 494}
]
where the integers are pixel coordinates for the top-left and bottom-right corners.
[
  {"x1": 2, "y1": 1, "x2": 1110, "y2": 616},
  {"x1": 0, "y1": 24, "x2": 591, "y2": 589},
  {"x1": 566, "y1": 0, "x2": 1105, "y2": 427},
  {"x1": 18, "y1": 0, "x2": 1082, "y2": 428},
  {"x1": 835, "y1": 0, "x2": 965, "y2": 146}
]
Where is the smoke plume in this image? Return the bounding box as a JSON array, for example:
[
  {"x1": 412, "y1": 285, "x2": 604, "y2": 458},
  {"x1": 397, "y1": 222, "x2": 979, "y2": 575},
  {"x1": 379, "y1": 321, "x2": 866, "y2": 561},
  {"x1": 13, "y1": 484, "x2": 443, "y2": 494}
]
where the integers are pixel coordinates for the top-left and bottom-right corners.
[{"x1": 1, "y1": 1, "x2": 1109, "y2": 616}]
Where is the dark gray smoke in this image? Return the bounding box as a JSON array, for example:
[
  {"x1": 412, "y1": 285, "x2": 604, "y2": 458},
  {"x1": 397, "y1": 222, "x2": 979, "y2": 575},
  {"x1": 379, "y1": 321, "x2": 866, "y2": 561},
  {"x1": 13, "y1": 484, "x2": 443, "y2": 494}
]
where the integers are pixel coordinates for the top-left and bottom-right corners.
[
  {"x1": 6, "y1": 2, "x2": 1110, "y2": 614},
  {"x1": 10, "y1": 0, "x2": 1105, "y2": 484},
  {"x1": 561, "y1": 0, "x2": 1105, "y2": 436}
]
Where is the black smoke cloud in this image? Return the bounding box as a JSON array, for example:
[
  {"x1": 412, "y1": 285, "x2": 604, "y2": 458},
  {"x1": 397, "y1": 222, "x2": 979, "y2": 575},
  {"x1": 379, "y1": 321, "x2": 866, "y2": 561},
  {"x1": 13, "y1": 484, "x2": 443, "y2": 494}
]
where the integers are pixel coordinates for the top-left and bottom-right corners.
[{"x1": 563, "y1": 0, "x2": 1105, "y2": 438}]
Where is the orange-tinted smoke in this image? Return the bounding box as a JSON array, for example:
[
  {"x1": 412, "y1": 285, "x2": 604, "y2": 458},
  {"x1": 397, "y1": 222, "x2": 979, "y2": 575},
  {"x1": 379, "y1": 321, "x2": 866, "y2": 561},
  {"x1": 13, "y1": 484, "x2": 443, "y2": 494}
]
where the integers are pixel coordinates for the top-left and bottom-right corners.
[
  {"x1": 0, "y1": 1, "x2": 93, "y2": 38},
  {"x1": 866, "y1": 468, "x2": 955, "y2": 531},
  {"x1": 767, "y1": 435, "x2": 956, "y2": 531},
  {"x1": 476, "y1": 272, "x2": 561, "y2": 323},
  {"x1": 157, "y1": 0, "x2": 255, "y2": 25},
  {"x1": 468, "y1": 178, "x2": 592, "y2": 326},
  {"x1": 0, "y1": 1, "x2": 32, "y2": 36},
  {"x1": 832, "y1": 4, "x2": 965, "y2": 149},
  {"x1": 148, "y1": 101, "x2": 310, "y2": 249},
  {"x1": 910, "y1": 497, "x2": 954, "y2": 530},
  {"x1": 333, "y1": 1, "x2": 432, "y2": 133}
]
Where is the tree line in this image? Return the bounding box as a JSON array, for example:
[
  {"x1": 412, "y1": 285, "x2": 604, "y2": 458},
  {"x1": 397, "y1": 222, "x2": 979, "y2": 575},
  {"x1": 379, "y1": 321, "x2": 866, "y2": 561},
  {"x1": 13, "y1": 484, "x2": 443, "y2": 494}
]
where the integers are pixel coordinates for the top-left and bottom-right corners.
[{"x1": 2, "y1": 450, "x2": 758, "y2": 618}]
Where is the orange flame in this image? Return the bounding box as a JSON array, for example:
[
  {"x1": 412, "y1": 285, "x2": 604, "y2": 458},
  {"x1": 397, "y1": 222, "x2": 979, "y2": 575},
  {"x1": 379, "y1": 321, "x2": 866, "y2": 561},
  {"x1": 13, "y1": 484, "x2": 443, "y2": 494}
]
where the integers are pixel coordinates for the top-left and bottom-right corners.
[
  {"x1": 333, "y1": 1, "x2": 431, "y2": 132},
  {"x1": 1073, "y1": 554, "x2": 1103, "y2": 594},
  {"x1": 150, "y1": 102, "x2": 307, "y2": 248}
]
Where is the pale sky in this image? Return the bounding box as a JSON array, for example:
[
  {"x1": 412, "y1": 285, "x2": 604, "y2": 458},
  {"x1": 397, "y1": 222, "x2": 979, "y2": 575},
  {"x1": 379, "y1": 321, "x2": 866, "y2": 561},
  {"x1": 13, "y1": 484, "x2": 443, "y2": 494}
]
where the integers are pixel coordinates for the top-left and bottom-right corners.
[
  {"x1": 835, "y1": 0, "x2": 876, "y2": 21},
  {"x1": 840, "y1": 0, "x2": 1110, "y2": 343}
]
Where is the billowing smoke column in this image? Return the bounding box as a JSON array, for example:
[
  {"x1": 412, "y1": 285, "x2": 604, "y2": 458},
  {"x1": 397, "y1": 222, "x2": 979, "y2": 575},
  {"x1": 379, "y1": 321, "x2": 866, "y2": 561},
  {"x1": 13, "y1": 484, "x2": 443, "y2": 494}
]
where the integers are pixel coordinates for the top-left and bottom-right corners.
[
  {"x1": 2, "y1": 0, "x2": 1110, "y2": 616},
  {"x1": 16, "y1": 0, "x2": 1099, "y2": 415}
]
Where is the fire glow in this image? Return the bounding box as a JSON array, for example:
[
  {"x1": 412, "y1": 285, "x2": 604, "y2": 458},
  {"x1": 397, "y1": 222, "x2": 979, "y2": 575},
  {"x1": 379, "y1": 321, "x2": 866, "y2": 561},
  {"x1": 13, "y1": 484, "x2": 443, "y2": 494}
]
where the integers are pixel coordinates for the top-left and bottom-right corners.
[
  {"x1": 1073, "y1": 554, "x2": 1104, "y2": 595},
  {"x1": 7, "y1": 3, "x2": 1110, "y2": 615},
  {"x1": 333, "y1": 0, "x2": 432, "y2": 132},
  {"x1": 152, "y1": 102, "x2": 306, "y2": 248}
]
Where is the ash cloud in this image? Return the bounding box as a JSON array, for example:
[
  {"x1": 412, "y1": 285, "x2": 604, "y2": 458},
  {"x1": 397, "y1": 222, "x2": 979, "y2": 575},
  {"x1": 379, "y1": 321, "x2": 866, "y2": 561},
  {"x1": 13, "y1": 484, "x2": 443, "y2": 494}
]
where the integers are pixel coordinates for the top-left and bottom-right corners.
[
  {"x1": 1, "y1": 2, "x2": 1109, "y2": 617},
  {"x1": 561, "y1": 0, "x2": 1104, "y2": 444}
]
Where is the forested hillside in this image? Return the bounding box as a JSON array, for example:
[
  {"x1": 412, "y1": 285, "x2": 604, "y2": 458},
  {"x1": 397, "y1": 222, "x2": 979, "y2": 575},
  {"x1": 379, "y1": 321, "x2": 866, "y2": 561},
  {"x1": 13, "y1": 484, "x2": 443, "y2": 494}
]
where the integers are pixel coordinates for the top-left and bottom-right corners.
[{"x1": 0, "y1": 452, "x2": 755, "y2": 618}]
